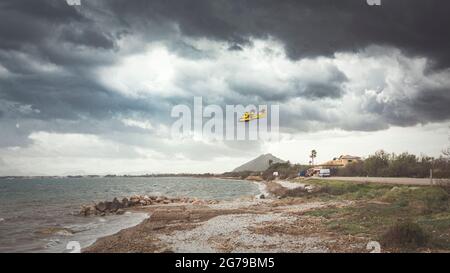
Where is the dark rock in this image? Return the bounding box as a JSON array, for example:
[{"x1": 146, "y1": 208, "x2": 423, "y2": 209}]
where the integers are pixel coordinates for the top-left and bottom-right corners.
[
  {"x1": 79, "y1": 206, "x2": 90, "y2": 216},
  {"x1": 121, "y1": 198, "x2": 129, "y2": 208},
  {"x1": 104, "y1": 201, "x2": 113, "y2": 212},
  {"x1": 113, "y1": 197, "x2": 121, "y2": 205},
  {"x1": 95, "y1": 202, "x2": 107, "y2": 212},
  {"x1": 129, "y1": 196, "x2": 140, "y2": 205},
  {"x1": 110, "y1": 199, "x2": 120, "y2": 212}
]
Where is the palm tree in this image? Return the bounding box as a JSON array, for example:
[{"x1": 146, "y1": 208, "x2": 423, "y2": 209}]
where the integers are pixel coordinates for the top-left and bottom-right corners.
[{"x1": 310, "y1": 150, "x2": 317, "y2": 166}]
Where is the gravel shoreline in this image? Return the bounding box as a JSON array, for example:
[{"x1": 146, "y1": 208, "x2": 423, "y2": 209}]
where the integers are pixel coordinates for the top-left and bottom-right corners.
[{"x1": 83, "y1": 180, "x2": 368, "y2": 253}]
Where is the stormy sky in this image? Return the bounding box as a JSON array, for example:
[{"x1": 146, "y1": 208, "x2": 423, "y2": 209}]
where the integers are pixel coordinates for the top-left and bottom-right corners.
[{"x1": 0, "y1": 0, "x2": 449, "y2": 175}]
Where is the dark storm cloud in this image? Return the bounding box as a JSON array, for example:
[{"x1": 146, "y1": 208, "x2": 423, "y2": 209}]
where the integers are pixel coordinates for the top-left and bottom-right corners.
[
  {"x1": 295, "y1": 68, "x2": 348, "y2": 100},
  {"x1": 228, "y1": 78, "x2": 346, "y2": 102},
  {"x1": 0, "y1": 71, "x2": 163, "y2": 121},
  {"x1": 101, "y1": 0, "x2": 450, "y2": 68},
  {"x1": 0, "y1": 0, "x2": 449, "y2": 144},
  {"x1": 95, "y1": 0, "x2": 450, "y2": 130},
  {"x1": 59, "y1": 26, "x2": 115, "y2": 50},
  {"x1": 0, "y1": 0, "x2": 163, "y2": 146},
  {"x1": 411, "y1": 88, "x2": 450, "y2": 124},
  {"x1": 0, "y1": 0, "x2": 82, "y2": 50},
  {"x1": 0, "y1": 0, "x2": 115, "y2": 52},
  {"x1": 300, "y1": 83, "x2": 343, "y2": 99},
  {"x1": 228, "y1": 44, "x2": 244, "y2": 51},
  {"x1": 356, "y1": 85, "x2": 450, "y2": 130},
  {"x1": 165, "y1": 40, "x2": 213, "y2": 60},
  {"x1": 0, "y1": 0, "x2": 121, "y2": 73}
]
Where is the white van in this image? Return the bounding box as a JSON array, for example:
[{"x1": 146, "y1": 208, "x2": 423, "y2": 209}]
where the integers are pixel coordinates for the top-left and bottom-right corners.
[{"x1": 318, "y1": 169, "x2": 331, "y2": 177}]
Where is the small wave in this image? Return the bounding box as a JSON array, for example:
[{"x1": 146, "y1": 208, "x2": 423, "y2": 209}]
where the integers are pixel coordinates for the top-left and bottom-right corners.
[
  {"x1": 66, "y1": 222, "x2": 97, "y2": 233},
  {"x1": 150, "y1": 191, "x2": 162, "y2": 196},
  {"x1": 253, "y1": 182, "x2": 269, "y2": 198},
  {"x1": 36, "y1": 227, "x2": 75, "y2": 236}
]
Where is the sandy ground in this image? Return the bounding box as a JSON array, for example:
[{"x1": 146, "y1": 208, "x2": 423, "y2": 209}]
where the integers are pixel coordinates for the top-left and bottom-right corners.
[
  {"x1": 83, "y1": 181, "x2": 369, "y2": 253},
  {"x1": 313, "y1": 176, "x2": 450, "y2": 186}
]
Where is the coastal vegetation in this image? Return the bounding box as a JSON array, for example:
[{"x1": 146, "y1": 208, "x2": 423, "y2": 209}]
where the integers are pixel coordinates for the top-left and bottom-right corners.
[
  {"x1": 335, "y1": 150, "x2": 450, "y2": 178},
  {"x1": 222, "y1": 162, "x2": 310, "y2": 181},
  {"x1": 221, "y1": 150, "x2": 450, "y2": 182},
  {"x1": 303, "y1": 179, "x2": 450, "y2": 251}
]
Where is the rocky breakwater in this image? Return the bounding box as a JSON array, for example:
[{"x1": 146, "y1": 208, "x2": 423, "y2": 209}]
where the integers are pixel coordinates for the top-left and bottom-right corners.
[{"x1": 78, "y1": 195, "x2": 220, "y2": 216}]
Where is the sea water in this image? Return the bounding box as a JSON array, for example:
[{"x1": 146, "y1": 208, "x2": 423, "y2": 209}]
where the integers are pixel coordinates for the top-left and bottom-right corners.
[{"x1": 0, "y1": 177, "x2": 259, "y2": 252}]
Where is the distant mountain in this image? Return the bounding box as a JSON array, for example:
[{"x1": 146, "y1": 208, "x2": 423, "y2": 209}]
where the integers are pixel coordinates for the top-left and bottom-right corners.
[{"x1": 233, "y1": 154, "x2": 286, "y2": 172}]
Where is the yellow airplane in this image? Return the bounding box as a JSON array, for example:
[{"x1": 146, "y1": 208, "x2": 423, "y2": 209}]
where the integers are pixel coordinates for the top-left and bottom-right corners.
[{"x1": 239, "y1": 109, "x2": 266, "y2": 122}]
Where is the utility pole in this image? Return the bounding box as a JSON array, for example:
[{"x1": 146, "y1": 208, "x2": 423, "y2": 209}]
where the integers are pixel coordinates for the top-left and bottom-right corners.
[
  {"x1": 430, "y1": 168, "x2": 433, "y2": 185},
  {"x1": 430, "y1": 157, "x2": 435, "y2": 185}
]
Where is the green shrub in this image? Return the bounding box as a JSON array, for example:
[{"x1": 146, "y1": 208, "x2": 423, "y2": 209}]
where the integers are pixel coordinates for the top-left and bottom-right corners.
[{"x1": 381, "y1": 222, "x2": 429, "y2": 249}]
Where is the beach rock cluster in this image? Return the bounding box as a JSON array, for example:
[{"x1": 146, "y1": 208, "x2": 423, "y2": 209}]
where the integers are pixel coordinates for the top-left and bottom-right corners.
[
  {"x1": 78, "y1": 195, "x2": 220, "y2": 216},
  {"x1": 304, "y1": 185, "x2": 317, "y2": 193}
]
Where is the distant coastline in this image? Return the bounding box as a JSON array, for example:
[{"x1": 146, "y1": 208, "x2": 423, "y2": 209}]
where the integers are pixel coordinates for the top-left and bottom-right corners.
[{"x1": 0, "y1": 173, "x2": 219, "y2": 180}]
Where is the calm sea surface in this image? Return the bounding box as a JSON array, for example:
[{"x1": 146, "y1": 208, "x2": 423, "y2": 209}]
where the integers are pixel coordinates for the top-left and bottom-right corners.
[{"x1": 0, "y1": 177, "x2": 259, "y2": 252}]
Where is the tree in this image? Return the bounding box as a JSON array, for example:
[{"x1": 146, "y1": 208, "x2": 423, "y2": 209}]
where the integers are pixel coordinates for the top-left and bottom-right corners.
[
  {"x1": 389, "y1": 152, "x2": 418, "y2": 177},
  {"x1": 364, "y1": 150, "x2": 390, "y2": 176},
  {"x1": 310, "y1": 150, "x2": 317, "y2": 166},
  {"x1": 268, "y1": 159, "x2": 273, "y2": 166},
  {"x1": 335, "y1": 150, "x2": 450, "y2": 178}
]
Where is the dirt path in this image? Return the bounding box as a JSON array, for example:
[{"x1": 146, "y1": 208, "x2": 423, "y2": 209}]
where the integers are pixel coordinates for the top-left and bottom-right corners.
[{"x1": 312, "y1": 176, "x2": 449, "y2": 186}]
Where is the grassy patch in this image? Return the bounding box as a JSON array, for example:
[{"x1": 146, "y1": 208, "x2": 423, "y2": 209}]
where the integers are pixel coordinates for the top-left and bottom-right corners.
[
  {"x1": 304, "y1": 207, "x2": 340, "y2": 219},
  {"x1": 306, "y1": 179, "x2": 393, "y2": 200},
  {"x1": 417, "y1": 213, "x2": 450, "y2": 249},
  {"x1": 306, "y1": 203, "x2": 407, "y2": 236},
  {"x1": 381, "y1": 186, "x2": 449, "y2": 213}
]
